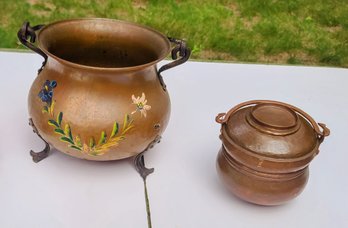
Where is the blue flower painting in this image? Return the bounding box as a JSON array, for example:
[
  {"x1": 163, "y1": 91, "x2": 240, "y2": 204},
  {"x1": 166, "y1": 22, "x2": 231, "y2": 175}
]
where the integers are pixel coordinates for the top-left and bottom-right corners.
[{"x1": 38, "y1": 80, "x2": 57, "y2": 105}]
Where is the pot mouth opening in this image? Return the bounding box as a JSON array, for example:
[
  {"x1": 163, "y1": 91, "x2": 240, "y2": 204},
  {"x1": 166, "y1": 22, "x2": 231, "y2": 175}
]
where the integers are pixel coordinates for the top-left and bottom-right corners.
[{"x1": 37, "y1": 18, "x2": 171, "y2": 70}]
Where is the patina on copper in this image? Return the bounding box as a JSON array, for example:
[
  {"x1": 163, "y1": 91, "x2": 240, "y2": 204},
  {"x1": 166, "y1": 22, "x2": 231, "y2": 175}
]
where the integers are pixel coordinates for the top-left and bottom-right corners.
[
  {"x1": 18, "y1": 18, "x2": 190, "y2": 161},
  {"x1": 216, "y1": 100, "x2": 330, "y2": 206}
]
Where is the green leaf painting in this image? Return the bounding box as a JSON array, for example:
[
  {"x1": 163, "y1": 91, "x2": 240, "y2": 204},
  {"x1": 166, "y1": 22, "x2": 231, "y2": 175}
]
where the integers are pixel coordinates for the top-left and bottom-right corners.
[
  {"x1": 57, "y1": 112, "x2": 63, "y2": 126},
  {"x1": 46, "y1": 110, "x2": 135, "y2": 156},
  {"x1": 75, "y1": 135, "x2": 82, "y2": 147},
  {"x1": 98, "y1": 131, "x2": 107, "y2": 145},
  {"x1": 89, "y1": 137, "x2": 96, "y2": 148},
  {"x1": 64, "y1": 124, "x2": 73, "y2": 141},
  {"x1": 69, "y1": 145, "x2": 82, "y2": 151},
  {"x1": 111, "y1": 122, "x2": 119, "y2": 138},
  {"x1": 42, "y1": 106, "x2": 49, "y2": 113},
  {"x1": 60, "y1": 136, "x2": 74, "y2": 145},
  {"x1": 48, "y1": 119, "x2": 59, "y2": 128},
  {"x1": 54, "y1": 128, "x2": 65, "y2": 135}
]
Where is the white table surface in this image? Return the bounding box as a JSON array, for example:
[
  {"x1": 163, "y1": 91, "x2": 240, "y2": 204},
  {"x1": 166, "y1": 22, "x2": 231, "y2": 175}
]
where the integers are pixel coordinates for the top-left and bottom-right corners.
[{"x1": 0, "y1": 51, "x2": 347, "y2": 228}]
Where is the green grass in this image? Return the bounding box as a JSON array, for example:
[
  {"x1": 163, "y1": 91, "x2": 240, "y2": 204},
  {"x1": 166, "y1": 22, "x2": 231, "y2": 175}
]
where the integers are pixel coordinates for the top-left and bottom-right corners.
[{"x1": 0, "y1": 0, "x2": 347, "y2": 67}]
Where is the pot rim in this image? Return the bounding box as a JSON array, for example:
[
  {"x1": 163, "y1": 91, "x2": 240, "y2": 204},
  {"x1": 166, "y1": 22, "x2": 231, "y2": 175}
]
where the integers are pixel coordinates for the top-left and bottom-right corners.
[{"x1": 37, "y1": 18, "x2": 172, "y2": 72}]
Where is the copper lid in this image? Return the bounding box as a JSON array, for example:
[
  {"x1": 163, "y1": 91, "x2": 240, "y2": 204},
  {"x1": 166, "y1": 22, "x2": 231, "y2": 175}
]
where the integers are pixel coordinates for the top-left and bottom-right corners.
[{"x1": 216, "y1": 100, "x2": 330, "y2": 160}]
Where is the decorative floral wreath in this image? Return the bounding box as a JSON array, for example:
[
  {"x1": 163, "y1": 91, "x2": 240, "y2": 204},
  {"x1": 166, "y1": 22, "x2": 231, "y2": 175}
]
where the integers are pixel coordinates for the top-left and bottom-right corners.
[{"x1": 38, "y1": 80, "x2": 151, "y2": 156}]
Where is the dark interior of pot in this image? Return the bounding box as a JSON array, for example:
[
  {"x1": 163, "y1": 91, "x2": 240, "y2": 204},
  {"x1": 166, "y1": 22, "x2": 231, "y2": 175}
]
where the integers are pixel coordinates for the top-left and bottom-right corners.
[{"x1": 38, "y1": 19, "x2": 170, "y2": 68}]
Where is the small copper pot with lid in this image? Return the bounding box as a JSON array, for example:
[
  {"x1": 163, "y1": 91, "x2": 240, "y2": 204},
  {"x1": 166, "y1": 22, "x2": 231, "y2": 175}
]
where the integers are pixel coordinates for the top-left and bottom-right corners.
[{"x1": 215, "y1": 100, "x2": 330, "y2": 206}]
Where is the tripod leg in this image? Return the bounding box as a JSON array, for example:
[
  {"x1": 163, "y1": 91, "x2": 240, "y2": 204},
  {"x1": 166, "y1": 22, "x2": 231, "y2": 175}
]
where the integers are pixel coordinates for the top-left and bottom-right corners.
[{"x1": 29, "y1": 118, "x2": 51, "y2": 163}]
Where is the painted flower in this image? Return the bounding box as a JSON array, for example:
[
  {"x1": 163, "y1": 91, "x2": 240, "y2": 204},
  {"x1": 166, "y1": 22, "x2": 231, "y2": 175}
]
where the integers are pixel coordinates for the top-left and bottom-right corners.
[
  {"x1": 131, "y1": 93, "x2": 151, "y2": 118},
  {"x1": 38, "y1": 80, "x2": 57, "y2": 105}
]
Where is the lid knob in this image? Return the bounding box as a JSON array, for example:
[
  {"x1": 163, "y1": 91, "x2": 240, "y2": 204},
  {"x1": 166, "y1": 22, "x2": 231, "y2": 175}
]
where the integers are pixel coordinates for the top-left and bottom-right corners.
[{"x1": 246, "y1": 103, "x2": 300, "y2": 135}]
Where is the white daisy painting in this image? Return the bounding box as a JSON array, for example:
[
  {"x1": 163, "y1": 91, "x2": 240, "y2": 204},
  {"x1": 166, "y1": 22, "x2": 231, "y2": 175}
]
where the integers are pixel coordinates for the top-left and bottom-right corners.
[{"x1": 131, "y1": 93, "x2": 151, "y2": 118}]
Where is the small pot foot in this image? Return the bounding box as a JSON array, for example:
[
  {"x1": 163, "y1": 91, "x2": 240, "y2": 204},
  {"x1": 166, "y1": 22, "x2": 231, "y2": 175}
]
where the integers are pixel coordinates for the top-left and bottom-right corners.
[
  {"x1": 134, "y1": 135, "x2": 161, "y2": 179},
  {"x1": 134, "y1": 153, "x2": 154, "y2": 180},
  {"x1": 30, "y1": 146, "x2": 50, "y2": 163},
  {"x1": 29, "y1": 118, "x2": 51, "y2": 163}
]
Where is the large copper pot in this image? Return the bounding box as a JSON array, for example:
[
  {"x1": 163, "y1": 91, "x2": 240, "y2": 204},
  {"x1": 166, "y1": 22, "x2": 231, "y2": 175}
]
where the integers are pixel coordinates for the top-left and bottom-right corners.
[
  {"x1": 215, "y1": 100, "x2": 330, "y2": 205},
  {"x1": 18, "y1": 18, "x2": 190, "y2": 161}
]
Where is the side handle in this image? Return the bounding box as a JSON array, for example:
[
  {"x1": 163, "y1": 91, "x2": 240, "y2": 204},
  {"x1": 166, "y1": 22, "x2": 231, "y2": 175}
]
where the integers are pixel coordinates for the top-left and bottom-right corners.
[
  {"x1": 17, "y1": 21, "x2": 47, "y2": 72},
  {"x1": 157, "y1": 37, "x2": 191, "y2": 91}
]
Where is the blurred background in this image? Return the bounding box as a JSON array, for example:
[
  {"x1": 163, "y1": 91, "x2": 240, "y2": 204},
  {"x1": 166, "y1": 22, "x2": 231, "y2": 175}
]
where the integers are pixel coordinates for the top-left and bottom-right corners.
[{"x1": 0, "y1": 0, "x2": 347, "y2": 67}]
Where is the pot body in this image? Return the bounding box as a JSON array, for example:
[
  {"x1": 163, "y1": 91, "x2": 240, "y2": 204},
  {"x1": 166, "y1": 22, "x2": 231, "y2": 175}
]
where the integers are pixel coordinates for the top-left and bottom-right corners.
[
  {"x1": 217, "y1": 147, "x2": 309, "y2": 206},
  {"x1": 29, "y1": 59, "x2": 170, "y2": 160},
  {"x1": 20, "y1": 19, "x2": 191, "y2": 161}
]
